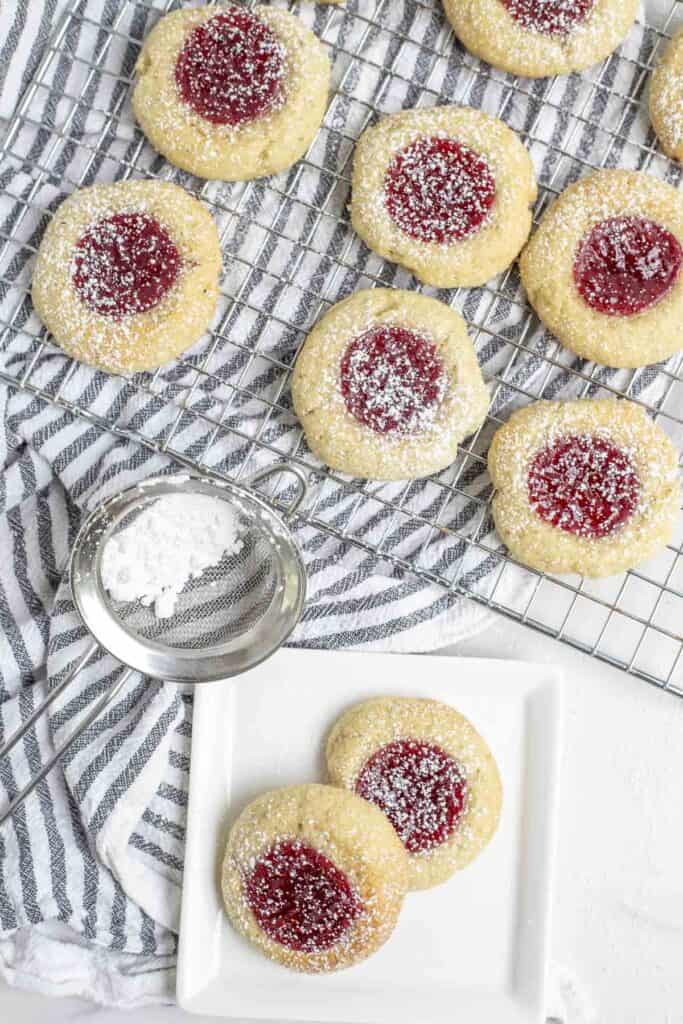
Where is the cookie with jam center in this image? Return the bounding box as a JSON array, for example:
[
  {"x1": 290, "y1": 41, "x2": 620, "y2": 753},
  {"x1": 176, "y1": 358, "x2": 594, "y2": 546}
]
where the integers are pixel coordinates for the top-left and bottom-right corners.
[
  {"x1": 351, "y1": 105, "x2": 536, "y2": 288},
  {"x1": 488, "y1": 398, "x2": 680, "y2": 577},
  {"x1": 32, "y1": 179, "x2": 221, "y2": 374},
  {"x1": 221, "y1": 783, "x2": 408, "y2": 972},
  {"x1": 132, "y1": 4, "x2": 330, "y2": 181},
  {"x1": 444, "y1": 0, "x2": 638, "y2": 78},
  {"x1": 291, "y1": 288, "x2": 489, "y2": 480},
  {"x1": 520, "y1": 170, "x2": 683, "y2": 368},
  {"x1": 326, "y1": 697, "x2": 502, "y2": 890}
]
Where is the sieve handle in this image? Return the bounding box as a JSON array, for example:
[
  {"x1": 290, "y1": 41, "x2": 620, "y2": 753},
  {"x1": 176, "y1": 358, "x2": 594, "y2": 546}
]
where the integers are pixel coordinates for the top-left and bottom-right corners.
[
  {"x1": 0, "y1": 647, "x2": 131, "y2": 828},
  {"x1": 245, "y1": 463, "x2": 308, "y2": 517}
]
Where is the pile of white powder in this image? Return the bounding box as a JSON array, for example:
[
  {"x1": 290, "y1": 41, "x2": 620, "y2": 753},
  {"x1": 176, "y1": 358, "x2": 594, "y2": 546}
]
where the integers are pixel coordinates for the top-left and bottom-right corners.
[{"x1": 100, "y1": 493, "x2": 243, "y2": 619}]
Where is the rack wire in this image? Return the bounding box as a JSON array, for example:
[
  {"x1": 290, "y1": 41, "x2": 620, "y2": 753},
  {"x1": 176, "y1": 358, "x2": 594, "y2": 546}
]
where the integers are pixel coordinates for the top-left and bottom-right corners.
[{"x1": 0, "y1": 0, "x2": 682, "y2": 693}]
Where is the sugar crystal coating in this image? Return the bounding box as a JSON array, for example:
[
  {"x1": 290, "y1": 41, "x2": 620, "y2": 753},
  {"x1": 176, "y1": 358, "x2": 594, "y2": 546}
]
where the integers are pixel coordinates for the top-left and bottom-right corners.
[
  {"x1": 175, "y1": 8, "x2": 285, "y2": 126},
  {"x1": 384, "y1": 136, "x2": 496, "y2": 245},
  {"x1": 501, "y1": 0, "x2": 595, "y2": 36},
  {"x1": 245, "y1": 839, "x2": 363, "y2": 953},
  {"x1": 72, "y1": 212, "x2": 181, "y2": 319},
  {"x1": 528, "y1": 434, "x2": 641, "y2": 539},
  {"x1": 356, "y1": 739, "x2": 468, "y2": 854},
  {"x1": 340, "y1": 325, "x2": 447, "y2": 435}
]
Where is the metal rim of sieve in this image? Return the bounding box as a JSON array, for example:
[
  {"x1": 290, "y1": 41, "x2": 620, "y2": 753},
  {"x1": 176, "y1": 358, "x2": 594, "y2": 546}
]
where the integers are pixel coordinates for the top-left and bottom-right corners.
[{"x1": 69, "y1": 467, "x2": 308, "y2": 684}]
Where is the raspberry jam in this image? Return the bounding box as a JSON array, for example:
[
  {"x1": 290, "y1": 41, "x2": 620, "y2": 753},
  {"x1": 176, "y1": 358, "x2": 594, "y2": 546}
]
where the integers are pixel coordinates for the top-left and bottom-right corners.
[
  {"x1": 384, "y1": 136, "x2": 496, "y2": 245},
  {"x1": 72, "y1": 212, "x2": 181, "y2": 319},
  {"x1": 573, "y1": 216, "x2": 683, "y2": 317},
  {"x1": 175, "y1": 9, "x2": 285, "y2": 126},
  {"x1": 501, "y1": 0, "x2": 595, "y2": 36},
  {"x1": 340, "y1": 325, "x2": 446, "y2": 435},
  {"x1": 355, "y1": 739, "x2": 468, "y2": 854},
  {"x1": 528, "y1": 434, "x2": 640, "y2": 539},
  {"x1": 245, "y1": 840, "x2": 362, "y2": 952}
]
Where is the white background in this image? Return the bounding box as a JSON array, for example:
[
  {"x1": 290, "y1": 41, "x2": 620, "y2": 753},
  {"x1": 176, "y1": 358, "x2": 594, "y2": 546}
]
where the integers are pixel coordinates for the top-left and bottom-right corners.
[{"x1": 2, "y1": 615, "x2": 683, "y2": 1023}]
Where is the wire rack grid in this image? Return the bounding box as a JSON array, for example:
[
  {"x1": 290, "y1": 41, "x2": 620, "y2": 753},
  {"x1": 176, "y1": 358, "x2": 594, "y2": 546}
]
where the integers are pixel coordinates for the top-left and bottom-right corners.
[{"x1": 0, "y1": 0, "x2": 682, "y2": 692}]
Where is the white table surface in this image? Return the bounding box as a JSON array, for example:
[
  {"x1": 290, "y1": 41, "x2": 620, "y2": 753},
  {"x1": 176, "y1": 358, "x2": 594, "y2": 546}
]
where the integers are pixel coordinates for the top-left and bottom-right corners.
[{"x1": 2, "y1": 615, "x2": 683, "y2": 1024}]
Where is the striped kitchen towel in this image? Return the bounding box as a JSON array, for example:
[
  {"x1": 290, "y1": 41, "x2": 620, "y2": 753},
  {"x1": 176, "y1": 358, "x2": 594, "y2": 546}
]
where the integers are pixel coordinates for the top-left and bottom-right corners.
[{"x1": 0, "y1": 0, "x2": 678, "y2": 1008}]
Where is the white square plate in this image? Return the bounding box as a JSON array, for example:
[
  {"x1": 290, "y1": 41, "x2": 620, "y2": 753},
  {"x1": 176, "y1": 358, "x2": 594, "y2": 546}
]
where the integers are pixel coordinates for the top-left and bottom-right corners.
[{"x1": 177, "y1": 649, "x2": 561, "y2": 1024}]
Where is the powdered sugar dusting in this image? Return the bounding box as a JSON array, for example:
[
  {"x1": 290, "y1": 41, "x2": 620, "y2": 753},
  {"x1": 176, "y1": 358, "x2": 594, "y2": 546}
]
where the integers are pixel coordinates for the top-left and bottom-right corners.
[
  {"x1": 351, "y1": 107, "x2": 536, "y2": 292},
  {"x1": 653, "y1": 80, "x2": 683, "y2": 153},
  {"x1": 327, "y1": 696, "x2": 502, "y2": 883},
  {"x1": 528, "y1": 433, "x2": 640, "y2": 539},
  {"x1": 501, "y1": 0, "x2": 595, "y2": 36},
  {"x1": 650, "y1": 29, "x2": 683, "y2": 156},
  {"x1": 293, "y1": 289, "x2": 491, "y2": 481},
  {"x1": 245, "y1": 839, "x2": 363, "y2": 953},
  {"x1": 32, "y1": 179, "x2": 220, "y2": 374},
  {"x1": 175, "y1": 8, "x2": 285, "y2": 127},
  {"x1": 340, "y1": 325, "x2": 447, "y2": 436},
  {"x1": 384, "y1": 136, "x2": 496, "y2": 245},
  {"x1": 520, "y1": 171, "x2": 683, "y2": 361},
  {"x1": 448, "y1": 0, "x2": 638, "y2": 77},
  {"x1": 356, "y1": 739, "x2": 468, "y2": 854},
  {"x1": 222, "y1": 784, "x2": 407, "y2": 972},
  {"x1": 489, "y1": 400, "x2": 681, "y2": 572},
  {"x1": 72, "y1": 211, "x2": 181, "y2": 319},
  {"x1": 132, "y1": 5, "x2": 329, "y2": 178}
]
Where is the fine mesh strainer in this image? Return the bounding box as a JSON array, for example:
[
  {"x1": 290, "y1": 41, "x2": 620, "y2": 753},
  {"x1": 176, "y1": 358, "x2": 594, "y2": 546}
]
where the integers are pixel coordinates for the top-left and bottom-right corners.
[{"x1": 0, "y1": 466, "x2": 308, "y2": 825}]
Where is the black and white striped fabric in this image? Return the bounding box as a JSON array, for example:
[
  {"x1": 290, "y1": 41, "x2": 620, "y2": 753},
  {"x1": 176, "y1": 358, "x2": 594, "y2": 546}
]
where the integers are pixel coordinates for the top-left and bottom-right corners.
[{"x1": 0, "y1": 0, "x2": 677, "y2": 1006}]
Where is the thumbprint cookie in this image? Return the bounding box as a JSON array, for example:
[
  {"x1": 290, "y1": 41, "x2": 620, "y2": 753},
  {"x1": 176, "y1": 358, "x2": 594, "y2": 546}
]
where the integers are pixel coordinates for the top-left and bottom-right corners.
[
  {"x1": 650, "y1": 27, "x2": 683, "y2": 162},
  {"x1": 444, "y1": 0, "x2": 638, "y2": 78},
  {"x1": 488, "y1": 399, "x2": 680, "y2": 577},
  {"x1": 291, "y1": 288, "x2": 489, "y2": 480},
  {"x1": 221, "y1": 784, "x2": 408, "y2": 973},
  {"x1": 32, "y1": 180, "x2": 221, "y2": 375},
  {"x1": 351, "y1": 106, "x2": 536, "y2": 288},
  {"x1": 520, "y1": 170, "x2": 683, "y2": 368},
  {"x1": 132, "y1": 5, "x2": 330, "y2": 181},
  {"x1": 326, "y1": 697, "x2": 502, "y2": 890}
]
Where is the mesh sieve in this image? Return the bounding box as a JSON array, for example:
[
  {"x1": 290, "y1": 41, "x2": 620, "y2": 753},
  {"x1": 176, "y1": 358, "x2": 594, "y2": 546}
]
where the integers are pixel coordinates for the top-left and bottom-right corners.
[
  {"x1": 71, "y1": 468, "x2": 308, "y2": 683},
  {"x1": 103, "y1": 498, "x2": 278, "y2": 651},
  {"x1": 0, "y1": 465, "x2": 308, "y2": 826}
]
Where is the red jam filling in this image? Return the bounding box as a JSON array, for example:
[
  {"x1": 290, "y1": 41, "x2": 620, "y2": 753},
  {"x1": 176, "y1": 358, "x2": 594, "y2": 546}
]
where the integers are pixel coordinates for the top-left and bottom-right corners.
[
  {"x1": 72, "y1": 212, "x2": 181, "y2": 319},
  {"x1": 355, "y1": 739, "x2": 468, "y2": 854},
  {"x1": 573, "y1": 216, "x2": 683, "y2": 317},
  {"x1": 528, "y1": 434, "x2": 640, "y2": 539},
  {"x1": 384, "y1": 136, "x2": 496, "y2": 245},
  {"x1": 245, "y1": 839, "x2": 362, "y2": 952},
  {"x1": 175, "y1": 9, "x2": 285, "y2": 126},
  {"x1": 340, "y1": 325, "x2": 446, "y2": 435},
  {"x1": 501, "y1": 0, "x2": 595, "y2": 36}
]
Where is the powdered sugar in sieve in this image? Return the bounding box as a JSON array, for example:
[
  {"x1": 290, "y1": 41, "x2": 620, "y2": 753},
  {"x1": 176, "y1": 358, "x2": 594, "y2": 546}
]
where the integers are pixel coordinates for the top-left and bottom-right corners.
[
  {"x1": 100, "y1": 492, "x2": 244, "y2": 619},
  {"x1": 0, "y1": 468, "x2": 308, "y2": 825}
]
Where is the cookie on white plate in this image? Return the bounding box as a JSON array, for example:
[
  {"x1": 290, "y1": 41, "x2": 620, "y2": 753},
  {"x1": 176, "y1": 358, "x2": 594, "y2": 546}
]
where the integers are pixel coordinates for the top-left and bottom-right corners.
[
  {"x1": 326, "y1": 697, "x2": 502, "y2": 890},
  {"x1": 221, "y1": 784, "x2": 408, "y2": 973}
]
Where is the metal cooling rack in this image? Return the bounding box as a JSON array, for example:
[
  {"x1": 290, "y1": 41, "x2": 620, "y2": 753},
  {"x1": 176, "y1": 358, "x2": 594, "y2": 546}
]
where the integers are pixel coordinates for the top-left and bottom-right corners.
[{"x1": 1, "y1": 0, "x2": 682, "y2": 692}]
